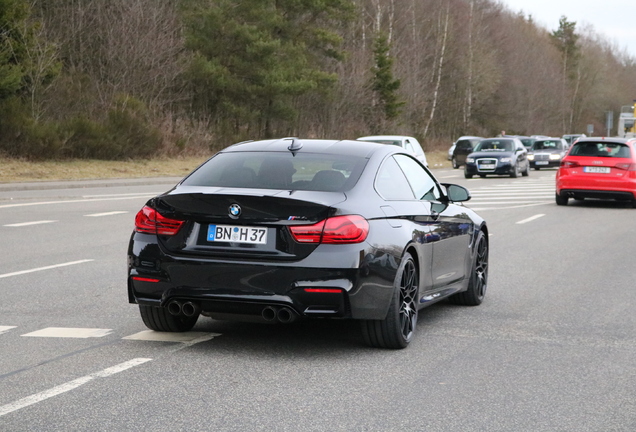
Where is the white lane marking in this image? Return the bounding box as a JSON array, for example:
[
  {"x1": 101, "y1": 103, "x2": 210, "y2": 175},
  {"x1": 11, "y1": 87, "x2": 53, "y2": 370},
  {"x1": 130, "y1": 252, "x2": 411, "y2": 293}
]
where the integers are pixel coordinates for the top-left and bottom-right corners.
[
  {"x1": 468, "y1": 200, "x2": 551, "y2": 204},
  {"x1": 469, "y1": 202, "x2": 553, "y2": 211},
  {"x1": 0, "y1": 358, "x2": 151, "y2": 418},
  {"x1": 84, "y1": 211, "x2": 128, "y2": 217},
  {"x1": 0, "y1": 326, "x2": 17, "y2": 335},
  {"x1": 3, "y1": 220, "x2": 57, "y2": 227},
  {"x1": 0, "y1": 195, "x2": 154, "y2": 210},
  {"x1": 438, "y1": 175, "x2": 460, "y2": 179},
  {"x1": 470, "y1": 195, "x2": 554, "y2": 200},
  {"x1": 82, "y1": 193, "x2": 163, "y2": 198},
  {"x1": 123, "y1": 330, "x2": 220, "y2": 344},
  {"x1": 516, "y1": 214, "x2": 546, "y2": 224},
  {"x1": 0, "y1": 260, "x2": 94, "y2": 279},
  {"x1": 22, "y1": 328, "x2": 112, "y2": 338}
]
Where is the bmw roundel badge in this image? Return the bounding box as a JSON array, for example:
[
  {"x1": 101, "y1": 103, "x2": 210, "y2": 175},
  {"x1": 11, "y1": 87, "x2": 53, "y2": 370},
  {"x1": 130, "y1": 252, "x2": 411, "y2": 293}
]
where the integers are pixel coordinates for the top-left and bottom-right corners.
[{"x1": 229, "y1": 204, "x2": 241, "y2": 218}]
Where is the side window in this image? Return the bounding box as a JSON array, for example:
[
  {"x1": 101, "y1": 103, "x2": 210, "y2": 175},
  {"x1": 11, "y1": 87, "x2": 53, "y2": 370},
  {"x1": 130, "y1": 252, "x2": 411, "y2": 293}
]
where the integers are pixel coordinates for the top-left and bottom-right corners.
[
  {"x1": 394, "y1": 155, "x2": 440, "y2": 201},
  {"x1": 375, "y1": 157, "x2": 416, "y2": 200}
]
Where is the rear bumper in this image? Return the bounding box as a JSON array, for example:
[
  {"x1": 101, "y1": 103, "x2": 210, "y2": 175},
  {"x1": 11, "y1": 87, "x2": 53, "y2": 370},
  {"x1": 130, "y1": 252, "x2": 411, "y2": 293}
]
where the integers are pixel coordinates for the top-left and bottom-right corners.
[
  {"x1": 128, "y1": 238, "x2": 397, "y2": 320},
  {"x1": 557, "y1": 189, "x2": 636, "y2": 201},
  {"x1": 557, "y1": 173, "x2": 636, "y2": 200}
]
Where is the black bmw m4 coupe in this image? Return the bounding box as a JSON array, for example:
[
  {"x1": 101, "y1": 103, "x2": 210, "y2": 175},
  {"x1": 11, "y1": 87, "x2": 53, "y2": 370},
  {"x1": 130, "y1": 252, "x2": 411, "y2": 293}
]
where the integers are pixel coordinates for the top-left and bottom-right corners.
[{"x1": 128, "y1": 138, "x2": 489, "y2": 349}]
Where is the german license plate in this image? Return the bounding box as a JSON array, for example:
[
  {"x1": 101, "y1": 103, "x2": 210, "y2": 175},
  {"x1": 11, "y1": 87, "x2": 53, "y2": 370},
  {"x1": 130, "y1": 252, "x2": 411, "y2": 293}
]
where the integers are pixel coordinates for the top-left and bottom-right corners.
[
  {"x1": 207, "y1": 225, "x2": 267, "y2": 244},
  {"x1": 536, "y1": 161, "x2": 549, "y2": 165},
  {"x1": 479, "y1": 164, "x2": 495, "y2": 170},
  {"x1": 583, "y1": 166, "x2": 610, "y2": 173}
]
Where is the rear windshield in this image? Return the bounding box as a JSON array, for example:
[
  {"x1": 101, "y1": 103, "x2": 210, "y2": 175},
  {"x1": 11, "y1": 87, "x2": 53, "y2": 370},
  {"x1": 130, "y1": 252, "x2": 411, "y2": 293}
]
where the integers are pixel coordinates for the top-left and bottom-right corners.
[
  {"x1": 569, "y1": 143, "x2": 631, "y2": 158},
  {"x1": 475, "y1": 140, "x2": 513, "y2": 152},
  {"x1": 532, "y1": 140, "x2": 564, "y2": 150},
  {"x1": 181, "y1": 152, "x2": 367, "y2": 192}
]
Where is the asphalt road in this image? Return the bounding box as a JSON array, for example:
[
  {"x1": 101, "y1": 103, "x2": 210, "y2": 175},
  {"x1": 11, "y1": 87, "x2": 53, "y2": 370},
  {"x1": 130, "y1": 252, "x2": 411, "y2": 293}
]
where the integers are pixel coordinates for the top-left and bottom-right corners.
[{"x1": 0, "y1": 169, "x2": 635, "y2": 432}]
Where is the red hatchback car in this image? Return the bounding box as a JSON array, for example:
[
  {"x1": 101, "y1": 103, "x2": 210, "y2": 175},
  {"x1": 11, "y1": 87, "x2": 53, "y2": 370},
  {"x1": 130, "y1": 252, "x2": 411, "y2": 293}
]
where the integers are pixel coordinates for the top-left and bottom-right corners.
[{"x1": 556, "y1": 137, "x2": 636, "y2": 206}]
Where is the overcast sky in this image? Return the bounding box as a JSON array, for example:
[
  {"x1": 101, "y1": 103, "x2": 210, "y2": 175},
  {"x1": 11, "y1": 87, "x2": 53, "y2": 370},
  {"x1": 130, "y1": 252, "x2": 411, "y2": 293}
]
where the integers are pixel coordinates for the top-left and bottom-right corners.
[{"x1": 499, "y1": 0, "x2": 636, "y2": 58}]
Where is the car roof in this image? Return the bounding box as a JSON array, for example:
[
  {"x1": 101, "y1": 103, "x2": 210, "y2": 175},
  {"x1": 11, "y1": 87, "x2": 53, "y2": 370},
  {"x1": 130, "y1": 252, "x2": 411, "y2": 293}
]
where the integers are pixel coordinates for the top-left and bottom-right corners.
[
  {"x1": 357, "y1": 135, "x2": 417, "y2": 141},
  {"x1": 222, "y1": 137, "x2": 399, "y2": 158},
  {"x1": 571, "y1": 137, "x2": 635, "y2": 145},
  {"x1": 455, "y1": 136, "x2": 482, "y2": 141}
]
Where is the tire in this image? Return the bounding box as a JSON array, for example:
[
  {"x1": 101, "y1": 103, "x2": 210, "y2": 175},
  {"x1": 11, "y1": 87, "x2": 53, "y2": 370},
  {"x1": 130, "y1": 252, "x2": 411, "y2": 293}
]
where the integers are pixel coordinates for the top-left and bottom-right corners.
[
  {"x1": 522, "y1": 162, "x2": 529, "y2": 177},
  {"x1": 449, "y1": 230, "x2": 488, "y2": 306},
  {"x1": 510, "y1": 163, "x2": 519, "y2": 178},
  {"x1": 464, "y1": 171, "x2": 473, "y2": 179},
  {"x1": 555, "y1": 193, "x2": 568, "y2": 206},
  {"x1": 361, "y1": 252, "x2": 419, "y2": 349},
  {"x1": 452, "y1": 157, "x2": 459, "y2": 169},
  {"x1": 139, "y1": 304, "x2": 199, "y2": 332},
  {"x1": 534, "y1": 167, "x2": 540, "y2": 171},
  {"x1": 479, "y1": 174, "x2": 486, "y2": 178}
]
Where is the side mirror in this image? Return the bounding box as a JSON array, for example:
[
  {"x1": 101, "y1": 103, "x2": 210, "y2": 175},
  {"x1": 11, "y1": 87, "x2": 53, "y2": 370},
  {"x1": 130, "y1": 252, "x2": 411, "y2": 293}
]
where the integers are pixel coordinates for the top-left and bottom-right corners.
[{"x1": 441, "y1": 183, "x2": 471, "y2": 202}]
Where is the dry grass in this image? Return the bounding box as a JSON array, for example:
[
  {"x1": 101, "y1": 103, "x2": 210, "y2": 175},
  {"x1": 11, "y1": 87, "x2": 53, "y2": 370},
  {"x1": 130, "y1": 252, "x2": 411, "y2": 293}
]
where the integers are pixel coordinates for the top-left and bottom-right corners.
[
  {"x1": 0, "y1": 150, "x2": 450, "y2": 183},
  {"x1": 0, "y1": 157, "x2": 210, "y2": 183}
]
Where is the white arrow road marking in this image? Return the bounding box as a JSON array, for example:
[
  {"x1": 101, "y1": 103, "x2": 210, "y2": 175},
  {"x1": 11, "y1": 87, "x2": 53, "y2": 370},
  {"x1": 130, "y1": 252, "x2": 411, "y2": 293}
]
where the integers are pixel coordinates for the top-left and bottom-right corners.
[
  {"x1": 0, "y1": 260, "x2": 94, "y2": 279},
  {"x1": 0, "y1": 358, "x2": 152, "y2": 417}
]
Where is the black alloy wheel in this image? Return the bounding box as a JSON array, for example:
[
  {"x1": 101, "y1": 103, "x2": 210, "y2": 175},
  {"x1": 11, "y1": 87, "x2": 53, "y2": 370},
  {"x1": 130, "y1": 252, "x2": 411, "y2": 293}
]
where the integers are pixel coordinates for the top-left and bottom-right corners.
[
  {"x1": 361, "y1": 252, "x2": 419, "y2": 349},
  {"x1": 139, "y1": 304, "x2": 199, "y2": 332},
  {"x1": 449, "y1": 230, "x2": 488, "y2": 306}
]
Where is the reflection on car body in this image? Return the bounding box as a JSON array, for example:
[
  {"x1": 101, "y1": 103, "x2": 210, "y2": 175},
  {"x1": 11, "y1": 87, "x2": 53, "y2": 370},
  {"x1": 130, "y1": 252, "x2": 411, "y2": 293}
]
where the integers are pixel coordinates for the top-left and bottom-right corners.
[{"x1": 128, "y1": 138, "x2": 488, "y2": 349}]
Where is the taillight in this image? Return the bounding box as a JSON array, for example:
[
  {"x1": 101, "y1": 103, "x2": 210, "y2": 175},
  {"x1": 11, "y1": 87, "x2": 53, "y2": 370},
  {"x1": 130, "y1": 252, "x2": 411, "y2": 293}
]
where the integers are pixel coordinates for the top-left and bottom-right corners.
[
  {"x1": 561, "y1": 160, "x2": 580, "y2": 168},
  {"x1": 289, "y1": 215, "x2": 369, "y2": 244},
  {"x1": 304, "y1": 288, "x2": 343, "y2": 293},
  {"x1": 615, "y1": 163, "x2": 635, "y2": 171},
  {"x1": 135, "y1": 206, "x2": 184, "y2": 236}
]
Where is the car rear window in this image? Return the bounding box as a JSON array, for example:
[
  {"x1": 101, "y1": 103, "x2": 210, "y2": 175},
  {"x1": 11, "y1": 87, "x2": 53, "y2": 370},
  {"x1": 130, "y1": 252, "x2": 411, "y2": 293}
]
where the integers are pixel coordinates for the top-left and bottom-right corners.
[
  {"x1": 569, "y1": 143, "x2": 631, "y2": 158},
  {"x1": 181, "y1": 152, "x2": 367, "y2": 192}
]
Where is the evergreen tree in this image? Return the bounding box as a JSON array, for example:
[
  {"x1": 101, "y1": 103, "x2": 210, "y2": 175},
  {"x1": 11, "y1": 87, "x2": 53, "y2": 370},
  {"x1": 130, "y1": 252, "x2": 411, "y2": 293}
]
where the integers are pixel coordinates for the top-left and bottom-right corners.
[
  {"x1": 550, "y1": 16, "x2": 580, "y2": 81},
  {"x1": 181, "y1": 0, "x2": 353, "y2": 139},
  {"x1": 370, "y1": 33, "x2": 403, "y2": 126},
  {"x1": 0, "y1": 0, "x2": 31, "y2": 99}
]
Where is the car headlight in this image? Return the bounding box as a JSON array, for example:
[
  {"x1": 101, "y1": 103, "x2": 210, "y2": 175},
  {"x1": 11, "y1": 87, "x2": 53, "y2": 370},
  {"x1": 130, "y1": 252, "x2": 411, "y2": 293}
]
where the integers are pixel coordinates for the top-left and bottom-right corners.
[
  {"x1": 549, "y1": 154, "x2": 562, "y2": 160},
  {"x1": 527, "y1": 154, "x2": 535, "y2": 161},
  {"x1": 500, "y1": 158, "x2": 511, "y2": 163},
  {"x1": 466, "y1": 157, "x2": 474, "y2": 163}
]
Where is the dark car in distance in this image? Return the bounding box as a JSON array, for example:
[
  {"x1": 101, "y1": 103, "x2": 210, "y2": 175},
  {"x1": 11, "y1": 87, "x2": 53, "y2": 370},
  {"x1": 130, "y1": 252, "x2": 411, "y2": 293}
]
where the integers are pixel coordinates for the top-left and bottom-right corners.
[
  {"x1": 528, "y1": 138, "x2": 568, "y2": 170},
  {"x1": 464, "y1": 137, "x2": 530, "y2": 178},
  {"x1": 128, "y1": 138, "x2": 489, "y2": 349},
  {"x1": 451, "y1": 136, "x2": 482, "y2": 169}
]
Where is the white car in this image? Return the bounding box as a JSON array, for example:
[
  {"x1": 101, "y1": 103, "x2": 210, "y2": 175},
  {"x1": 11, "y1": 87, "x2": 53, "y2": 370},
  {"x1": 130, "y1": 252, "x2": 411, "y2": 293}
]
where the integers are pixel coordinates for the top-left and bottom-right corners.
[{"x1": 357, "y1": 135, "x2": 428, "y2": 166}]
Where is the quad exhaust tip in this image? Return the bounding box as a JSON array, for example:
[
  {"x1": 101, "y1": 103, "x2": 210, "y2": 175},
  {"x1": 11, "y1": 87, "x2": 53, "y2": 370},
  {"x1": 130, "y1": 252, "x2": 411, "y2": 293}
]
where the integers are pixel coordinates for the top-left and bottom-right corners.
[{"x1": 261, "y1": 306, "x2": 297, "y2": 323}]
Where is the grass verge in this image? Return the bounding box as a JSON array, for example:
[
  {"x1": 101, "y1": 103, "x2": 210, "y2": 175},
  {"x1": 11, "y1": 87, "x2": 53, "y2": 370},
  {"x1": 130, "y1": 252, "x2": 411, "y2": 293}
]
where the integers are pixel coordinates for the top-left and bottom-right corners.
[{"x1": 0, "y1": 150, "x2": 451, "y2": 183}]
